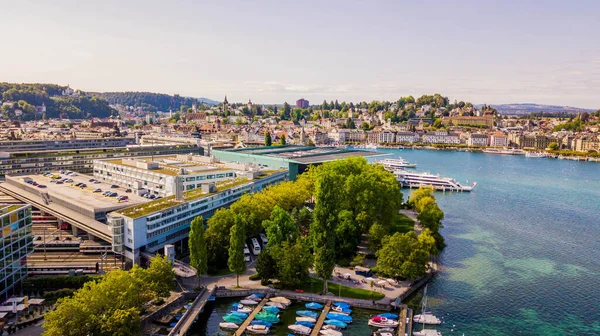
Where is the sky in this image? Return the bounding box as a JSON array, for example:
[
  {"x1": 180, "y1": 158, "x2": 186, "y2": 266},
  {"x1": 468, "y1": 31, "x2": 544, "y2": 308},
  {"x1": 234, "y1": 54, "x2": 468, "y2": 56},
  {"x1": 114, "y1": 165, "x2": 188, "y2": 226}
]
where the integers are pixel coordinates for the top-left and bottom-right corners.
[{"x1": 1, "y1": 0, "x2": 599, "y2": 108}]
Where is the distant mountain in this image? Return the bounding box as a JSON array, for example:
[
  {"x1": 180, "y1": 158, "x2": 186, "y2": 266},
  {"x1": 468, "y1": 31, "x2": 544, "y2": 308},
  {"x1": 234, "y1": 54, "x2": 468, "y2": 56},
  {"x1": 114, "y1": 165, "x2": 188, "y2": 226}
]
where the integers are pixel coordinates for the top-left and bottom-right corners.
[
  {"x1": 96, "y1": 91, "x2": 219, "y2": 112},
  {"x1": 476, "y1": 103, "x2": 596, "y2": 116}
]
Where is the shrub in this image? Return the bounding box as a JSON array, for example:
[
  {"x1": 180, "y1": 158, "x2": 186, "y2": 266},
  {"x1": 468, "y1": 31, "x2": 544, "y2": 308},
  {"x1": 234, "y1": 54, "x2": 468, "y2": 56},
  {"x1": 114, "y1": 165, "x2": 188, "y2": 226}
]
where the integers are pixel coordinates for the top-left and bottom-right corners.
[{"x1": 249, "y1": 273, "x2": 261, "y2": 281}]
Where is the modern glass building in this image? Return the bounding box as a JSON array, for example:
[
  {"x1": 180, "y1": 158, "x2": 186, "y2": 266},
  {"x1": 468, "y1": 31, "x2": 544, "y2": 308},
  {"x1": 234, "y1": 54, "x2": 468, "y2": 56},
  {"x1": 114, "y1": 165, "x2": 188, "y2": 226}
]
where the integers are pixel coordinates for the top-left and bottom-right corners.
[{"x1": 0, "y1": 204, "x2": 33, "y2": 302}]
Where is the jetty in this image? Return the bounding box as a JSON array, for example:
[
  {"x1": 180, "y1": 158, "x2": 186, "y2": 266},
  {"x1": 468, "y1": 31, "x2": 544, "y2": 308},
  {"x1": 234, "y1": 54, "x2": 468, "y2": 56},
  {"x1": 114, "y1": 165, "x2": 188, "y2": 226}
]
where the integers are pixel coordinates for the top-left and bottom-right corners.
[
  {"x1": 169, "y1": 286, "x2": 216, "y2": 336},
  {"x1": 234, "y1": 294, "x2": 271, "y2": 336},
  {"x1": 398, "y1": 305, "x2": 408, "y2": 336},
  {"x1": 310, "y1": 301, "x2": 332, "y2": 336},
  {"x1": 407, "y1": 307, "x2": 414, "y2": 336}
]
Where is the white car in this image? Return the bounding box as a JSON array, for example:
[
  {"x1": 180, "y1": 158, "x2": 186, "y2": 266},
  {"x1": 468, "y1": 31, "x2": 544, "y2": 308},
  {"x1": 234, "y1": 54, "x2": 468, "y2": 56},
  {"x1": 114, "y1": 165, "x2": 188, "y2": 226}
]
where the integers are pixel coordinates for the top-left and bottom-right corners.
[
  {"x1": 244, "y1": 255, "x2": 251, "y2": 262},
  {"x1": 244, "y1": 246, "x2": 250, "y2": 255},
  {"x1": 259, "y1": 233, "x2": 268, "y2": 247}
]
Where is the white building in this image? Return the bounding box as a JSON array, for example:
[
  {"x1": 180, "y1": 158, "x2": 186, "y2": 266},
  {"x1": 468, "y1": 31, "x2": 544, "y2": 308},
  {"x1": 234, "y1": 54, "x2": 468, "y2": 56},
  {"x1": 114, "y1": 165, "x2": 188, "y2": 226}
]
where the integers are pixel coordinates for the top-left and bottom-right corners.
[
  {"x1": 422, "y1": 131, "x2": 461, "y2": 144},
  {"x1": 395, "y1": 131, "x2": 421, "y2": 143},
  {"x1": 468, "y1": 133, "x2": 489, "y2": 147},
  {"x1": 490, "y1": 133, "x2": 508, "y2": 147},
  {"x1": 93, "y1": 154, "x2": 259, "y2": 197},
  {"x1": 378, "y1": 131, "x2": 396, "y2": 143},
  {"x1": 106, "y1": 169, "x2": 287, "y2": 264}
]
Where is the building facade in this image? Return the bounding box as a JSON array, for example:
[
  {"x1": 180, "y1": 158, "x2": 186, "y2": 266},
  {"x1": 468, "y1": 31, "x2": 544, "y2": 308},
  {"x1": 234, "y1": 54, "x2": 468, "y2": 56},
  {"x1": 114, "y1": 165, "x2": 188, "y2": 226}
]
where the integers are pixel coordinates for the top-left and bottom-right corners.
[
  {"x1": 0, "y1": 137, "x2": 136, "y2": 153},
  {"x1": 468, "y1": 133, "x2": 489, "y2": 147},
  {"x1": 296, "y1": 98, "x2": 309, "y2": 109},
  {"x1": 107, "y1": 170, "x2": 288, "y2": 264},
  {"x1": 422, "y1": 131, "x2": 461, "y2": 144},
  {"x1": 1, "y1": 204, "x2": 33, "y2": 302},
  {"x1": 490, "y1": 133, "x2": 508, "y2": 147}
]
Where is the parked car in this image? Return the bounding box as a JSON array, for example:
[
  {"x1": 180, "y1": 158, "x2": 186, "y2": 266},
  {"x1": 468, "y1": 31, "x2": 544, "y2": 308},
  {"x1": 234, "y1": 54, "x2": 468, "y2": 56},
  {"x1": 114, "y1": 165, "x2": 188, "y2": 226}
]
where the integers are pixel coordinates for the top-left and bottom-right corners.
[
  {"x1": 79, "y1": 184, "x2": 87, "y2": 188},
  {"x1": 89, "y1": 179, "x2": 95, "y2": 182},
  {"x1": 93, "y1": 188, "x2": 102, "y2": 193},
  {"x1": 93, "y1": 181, "x2": 100, "y2": 184},
  {"x1": 117, "y1": 195, "x2": 128, "y2": 201},
  {"x1": 65, "y1": 179, "x2": 73, "y2": 183},
  {"x1": 108, "y1": 192, "x2": 118, "y2": 197},
  {"x1": 148, "y1": 194, "x2": 156, "y2": 199},
  {"x1": 244, "y1": 255, "x2": 251, "y2": 262},
  {"x1": 111, "y1": 185, "x2": 119, "y2": 188},
  {"x1": 75, "y1": 182, "x2": 83, "y2": 187},
  {"x1": 56, "y1": 181, "x2": 64, "y2": 184},
  {"x1": 125, "y1": 188, "x2": 132, "y2": 193}
]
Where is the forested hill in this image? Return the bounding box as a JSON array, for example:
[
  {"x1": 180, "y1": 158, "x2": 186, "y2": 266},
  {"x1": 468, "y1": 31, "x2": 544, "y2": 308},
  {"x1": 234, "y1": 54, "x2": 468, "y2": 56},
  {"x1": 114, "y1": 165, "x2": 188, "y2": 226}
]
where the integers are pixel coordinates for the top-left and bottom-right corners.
[
  {"x1": 0, "y1": 83, "x2": 116, "y2": 120},
  {"x1": 96, "y1": 92, "x2": 218, "y2": 112}
]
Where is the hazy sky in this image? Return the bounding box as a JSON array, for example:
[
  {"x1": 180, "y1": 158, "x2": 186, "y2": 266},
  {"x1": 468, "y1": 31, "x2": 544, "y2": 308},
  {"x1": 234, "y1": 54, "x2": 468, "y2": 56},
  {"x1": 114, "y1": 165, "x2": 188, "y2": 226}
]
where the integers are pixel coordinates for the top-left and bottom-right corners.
[{"x1": 2, "y1": 0, "x2": 599, "y2": 108}]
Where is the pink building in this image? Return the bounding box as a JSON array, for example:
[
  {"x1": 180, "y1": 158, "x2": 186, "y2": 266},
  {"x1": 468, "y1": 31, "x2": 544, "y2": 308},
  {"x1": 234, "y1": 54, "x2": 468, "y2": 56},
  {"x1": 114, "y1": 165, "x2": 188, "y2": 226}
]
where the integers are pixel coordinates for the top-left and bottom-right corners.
[{"x1": 296, "y1": 98, "x2": 309, "y2": 109}]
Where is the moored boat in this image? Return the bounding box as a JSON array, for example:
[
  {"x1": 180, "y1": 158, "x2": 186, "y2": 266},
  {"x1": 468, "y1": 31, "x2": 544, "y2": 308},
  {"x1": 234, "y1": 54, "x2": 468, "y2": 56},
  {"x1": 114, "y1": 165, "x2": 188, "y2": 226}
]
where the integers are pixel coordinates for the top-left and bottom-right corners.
[
  {"x1": 368, "y1": 316, "x2": 399, "y2": 328},
  {"x1": 324, "y1": 319, "x2": 347, "y2": 328},
  {"x1": 265, "y1": 301, "x2": 287, "y2": 309},
  {"x1": 296, "y1": 316, "x2": 317, "y2": 323},
  {"x1": 240, "y1": 299, "x2": 259, "y2": 305},
  {"x1": 377, "y1": 313, "x2": 398, "y2": 320},
  {"x1": 222, "y1": 314, "x2": 244, "y2": 324},
  {"x1": 251, "y1": 320, "x2": 273, "y2": 327},
  {"x1": 229, "y1": 311, "x2": 248, "y2": 319},
  {"x1": 326, "y1": 312, "x2": 352, "y2": 323},
  {"x1": 305, "y1": 302, "x2": 324, "y2": 310},
  {"x1": 246, "y1": 324, "x2": 270, "y2": 334},
  {"x1": 320, "y1": 329, "x2": 343, "y2": 336},
  {"x1": 270, "y1": 296, "x2": 292, "y2": 305},
  {"x1": 413, "y1": 312, "x2": 442, "y2": 325},
  {"x1": 296, "y1": 310, "x2": 319, "y2": 318},
  {"x1": 331, "y1": 305, "x2": 352, "y2": 314},
  {"x1": 413, "y1": 330, "x2": 442, "y2": 336},
  {"x1": 219, "y1": 322, "x2": 239, "y2": 330},
  {"x1": 288, "y1": 324, "x2": 312, "y2": 335},
  {"x1": 262, "y1": 305, "x2": 280, "y2": 313},
  {"x1": 295, "y1": 321, "x2": 315, "y2": 328}
]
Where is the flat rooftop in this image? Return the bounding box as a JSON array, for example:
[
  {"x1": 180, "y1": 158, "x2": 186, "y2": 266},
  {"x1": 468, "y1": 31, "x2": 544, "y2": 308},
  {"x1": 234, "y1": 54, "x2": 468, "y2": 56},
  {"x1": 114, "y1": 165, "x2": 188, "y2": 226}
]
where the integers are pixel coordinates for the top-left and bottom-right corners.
[
  {"x1": 101, "y1": 156, "x2": 228, "y2": 176},
  {"x1": 5, "y1": 172, "x2": 149, "y2": 214},
  {"x1": 221, "y1": 145, "x2": 383, "y2": 164}
]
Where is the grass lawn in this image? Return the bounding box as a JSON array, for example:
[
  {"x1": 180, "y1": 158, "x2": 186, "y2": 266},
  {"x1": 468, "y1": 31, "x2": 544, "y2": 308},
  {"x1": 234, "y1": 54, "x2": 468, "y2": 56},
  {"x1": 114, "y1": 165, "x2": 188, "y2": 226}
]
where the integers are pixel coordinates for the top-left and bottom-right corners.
[
  {"x1": 295, "y1": 278, "x2": 385, "y2": 301},
  {"x1": 391, "y1": 213, "x2": 415, "y2": 234}
]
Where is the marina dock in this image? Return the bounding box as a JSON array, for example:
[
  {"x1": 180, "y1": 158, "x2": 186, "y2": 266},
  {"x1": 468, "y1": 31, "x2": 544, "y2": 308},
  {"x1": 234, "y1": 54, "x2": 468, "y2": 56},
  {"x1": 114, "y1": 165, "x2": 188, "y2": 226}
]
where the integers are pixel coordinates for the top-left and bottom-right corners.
[
  {"x1": 398, "y1": 305, "x2": 408, "y2": 336},
  {"x1": 234, "y1": 294, "x2": 271, "y2": 336},
  {"x1": 407, "y1": 308, "x2": 414, "y2": 336},
  {"x1": 310, "y1": 301, "x2": 332, "y2": 336},
  {"x1": 169, "y1": 286, "x2": 216, "y2": 336}
]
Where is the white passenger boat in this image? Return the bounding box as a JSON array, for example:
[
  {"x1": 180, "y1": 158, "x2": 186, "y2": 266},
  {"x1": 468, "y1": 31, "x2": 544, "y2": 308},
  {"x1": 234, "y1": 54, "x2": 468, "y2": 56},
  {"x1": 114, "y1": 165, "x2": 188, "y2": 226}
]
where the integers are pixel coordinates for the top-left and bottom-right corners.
[
  {"x1": 483, "y1": 148, "x2": 525, "y2": 155},
  {"x1": 394, "y1": 170, "x2": 476, "y2": 192},
  {"x1": 374, "y1": 158, "x2": 417, "y2": 169}
]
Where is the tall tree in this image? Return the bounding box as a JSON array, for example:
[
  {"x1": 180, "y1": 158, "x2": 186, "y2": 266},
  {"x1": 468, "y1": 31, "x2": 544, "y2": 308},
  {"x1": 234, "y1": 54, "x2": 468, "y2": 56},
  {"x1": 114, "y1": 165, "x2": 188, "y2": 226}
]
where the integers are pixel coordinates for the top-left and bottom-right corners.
[
  {"x1": 279, "y1": 134, "x2": 286, "y2": 146},
  {"x1": 264, "y1": 131, "x2": 272, "y2": 146},
  {"x1": 189, "y1": 216, "x2": 207, "y2": 276},
  {"x1": 262, "y1": 206, "x2": 298, "y2": 247},
  {"x1": 228, "y1": 221, "x2": 247, "y2": 287}
]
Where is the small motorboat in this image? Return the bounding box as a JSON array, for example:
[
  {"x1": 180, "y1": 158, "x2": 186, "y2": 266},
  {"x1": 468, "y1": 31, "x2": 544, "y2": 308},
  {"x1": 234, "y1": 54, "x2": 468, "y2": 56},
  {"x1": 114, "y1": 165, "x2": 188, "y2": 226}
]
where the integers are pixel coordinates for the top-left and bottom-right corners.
[
  {"x1": 252, "y1": 293, "x2": 265, "y2": 298},
  {"x1": 373, "y1": 330, "x2": 396, "y2": 336},
  {"x1": 266, "y1": 301, "x2": 287, "y2": 309},
  {"x1": 241, "y1": 299, "x2": 259, "y2": 305},
  {"x1": 288, "y1": 324, "x2": 312, "y2": 335},
  {"x1": 229, "y1": 311, "x2": 248, "y2": 319},
  {"x1": 219, "y1": 322, "x2": 239, "y2": 330},
  {"x1": 333, "y1": 301, "x2": 351, "y2": 309},
  {"x1": 320, "y1": 329, "x2": 343, "y2": 336},
  {"x1": 262, "y1": 305, "x2": 280, "y2": 313},
  {"x1": 295, "y1": 321, "x2": 315, "y2": 328},
  {"x1": 413, "y1": 312, "x2": 442, "y2": 325},
  {"x1": 246, "y1": 324, "x2": 270, "y2": 334},
  {"x1": 324, "y1": 319, "x2": 347, "y2": 328},
  {"x1": 305, "y1": 302, "x2": 324, "y2": 310},
  {"x1": 245, "y1": 295, "x2": 262, "y2": 302},
  {"x1": 368, "y1": 316, "x2": 399, "y2": 328},
  {"x1": 222, "y1": 314, "x2": 244, "y2": 324},
  {"x1": 270, "y1": 296, "x2": 292, "y2": 305},
  {"x1": 331, "y1": 305, "x2": 352, "y2": 314},
  {"x1": 322, "y1": 324, "x2": 340, "y2": 331},
  {"x1": 377, "y1": 313, "x2": 398, "y2": 320},
  {"x1": 326, "y1": 313, "x2": 352, "y2": 323},
  {"x1": 297, "y1": 310, "x2": 319, "y2": 318},
  {"x1": 296, "y1": 316, "x2": 317, "y2": 323},
  {"x1": 251, "y1": 320, "x2": 273, "y2": 328},
  {"x1": 236, "y1": 306, "x2": 253, "y2": 313},
  {"x1": 413, "y1": 330, "x2": 442, "y2": 336},
  {"x1": 255, "y1": 311, "x2": 280, "y2": 323}
]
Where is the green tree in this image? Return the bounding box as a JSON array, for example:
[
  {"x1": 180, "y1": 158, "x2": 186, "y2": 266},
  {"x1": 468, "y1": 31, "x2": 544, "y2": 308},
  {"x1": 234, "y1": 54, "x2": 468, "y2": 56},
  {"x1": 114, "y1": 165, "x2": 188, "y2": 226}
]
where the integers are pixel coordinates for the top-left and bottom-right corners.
[
  {"x1": 228, "y1": 221, "x2": 247, "y2": 287},
  {"x1": 376, "y1": 231, "x2": 429, "y2": 279},
  {"x1": 548, "y1": 142, "x2": 559, "y2": 150},
  {"x1": 189, "y1": 216, "x2": 207, "y2": 275},
  {"x1": 417, "y1": 202, "x2": 444, "y2": 233},
  {"x1": 265, "y1": 131, "x2": 272, "y2": 146},
  {"x1": 368, "y1": 222, "x2": 388, "y2": 253},
  {"x1": 256, "y1": 248, "x2": 277, "y2": 283},
  {"x1": 271, "y1": 239, "x2": 312, "y2": 287},
  {"x1": 205, "y1": 209, "x2": 236, "y2": 272},
  {"x1": 281, "y1": 102, "x2": 291, "y2": 120},
  {"x1": 262, "y1": 206, "x2": 298, "y2": 247},
  {"x1": 279, "y1": 134, "x2": 286, "y2": 146}
]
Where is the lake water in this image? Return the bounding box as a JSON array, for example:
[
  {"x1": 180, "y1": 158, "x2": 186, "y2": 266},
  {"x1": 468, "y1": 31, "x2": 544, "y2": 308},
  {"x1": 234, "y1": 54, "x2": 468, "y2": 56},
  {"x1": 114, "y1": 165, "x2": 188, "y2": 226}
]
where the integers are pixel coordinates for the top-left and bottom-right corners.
[{"x1": 193, "y1": 149, "x2": 600, "y2": 335}]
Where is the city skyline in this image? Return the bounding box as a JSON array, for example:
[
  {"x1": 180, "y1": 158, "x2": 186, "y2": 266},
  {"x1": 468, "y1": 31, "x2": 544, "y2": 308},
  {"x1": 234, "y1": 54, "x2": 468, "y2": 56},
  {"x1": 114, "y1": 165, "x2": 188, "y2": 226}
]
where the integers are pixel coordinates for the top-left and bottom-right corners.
[{"x1": 2, "y1": 0, "x2": 599, "y2": 108}]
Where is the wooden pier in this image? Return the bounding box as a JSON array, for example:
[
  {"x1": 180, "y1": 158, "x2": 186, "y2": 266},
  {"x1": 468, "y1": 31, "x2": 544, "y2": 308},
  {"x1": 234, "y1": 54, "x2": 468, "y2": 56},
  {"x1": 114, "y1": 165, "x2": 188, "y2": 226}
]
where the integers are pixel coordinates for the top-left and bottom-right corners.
[
  {"x1": 407, "y1": 308, "x2": 414, "y2": 336},
  {"x1": 310, "y1": 301, "x2": 332, "y2": 336},
  {"x1": 398, "y1": 305, "x2": 408, "y2": 336},
  {"x1": 234, "y1": 294, "x2": 271, "y2": 336},
  {"x1": 169, "y1": 286, "x2": 216, "y2": 336}
]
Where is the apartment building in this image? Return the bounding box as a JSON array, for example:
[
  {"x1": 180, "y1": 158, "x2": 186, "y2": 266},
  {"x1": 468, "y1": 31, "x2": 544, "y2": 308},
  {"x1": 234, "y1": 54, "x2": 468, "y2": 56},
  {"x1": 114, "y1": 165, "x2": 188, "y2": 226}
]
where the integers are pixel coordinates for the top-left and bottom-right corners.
[
  {"x1": 490, "y1": 133, "x2": 508, "y2": 147},
  {"x1": 395, "y1": 131, "x2": 420, "y2": 143},
  {"x1": 422, "y1": 131, "x2": 461, "y2": 144},
  {"x1": 0, "y1": 137, "x2": 136, "y2": 153},
  {"x1": 0, "y1": 204, "x2": 33, "y2": 302},
  {"x1": 468, "y1": 133, "x2": 489, "y2": 147}
]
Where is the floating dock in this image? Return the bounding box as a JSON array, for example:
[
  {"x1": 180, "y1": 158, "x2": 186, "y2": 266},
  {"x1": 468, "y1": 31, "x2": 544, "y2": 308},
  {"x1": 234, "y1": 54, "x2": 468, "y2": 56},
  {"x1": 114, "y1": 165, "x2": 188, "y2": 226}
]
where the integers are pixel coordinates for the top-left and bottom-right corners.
[
  {"x1": 234, "y1": 294, "x2": 271, "y2": 336},
  {"x1": 407, "y1": 308, "x2": 414, "y2": 336},
  {"x1": 398, "y1": 305, "x2": 408, "y2": 336},
  {"x1": 310, "y1": 301, "x2": 332, "y2": 336}
]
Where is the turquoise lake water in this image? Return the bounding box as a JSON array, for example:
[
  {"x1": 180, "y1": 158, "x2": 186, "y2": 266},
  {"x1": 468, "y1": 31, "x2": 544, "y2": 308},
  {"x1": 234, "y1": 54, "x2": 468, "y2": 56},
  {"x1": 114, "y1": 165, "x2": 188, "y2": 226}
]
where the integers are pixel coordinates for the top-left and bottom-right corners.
[{"x1": 193, "y1": 149, "x2": 600, "y2": 335}]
